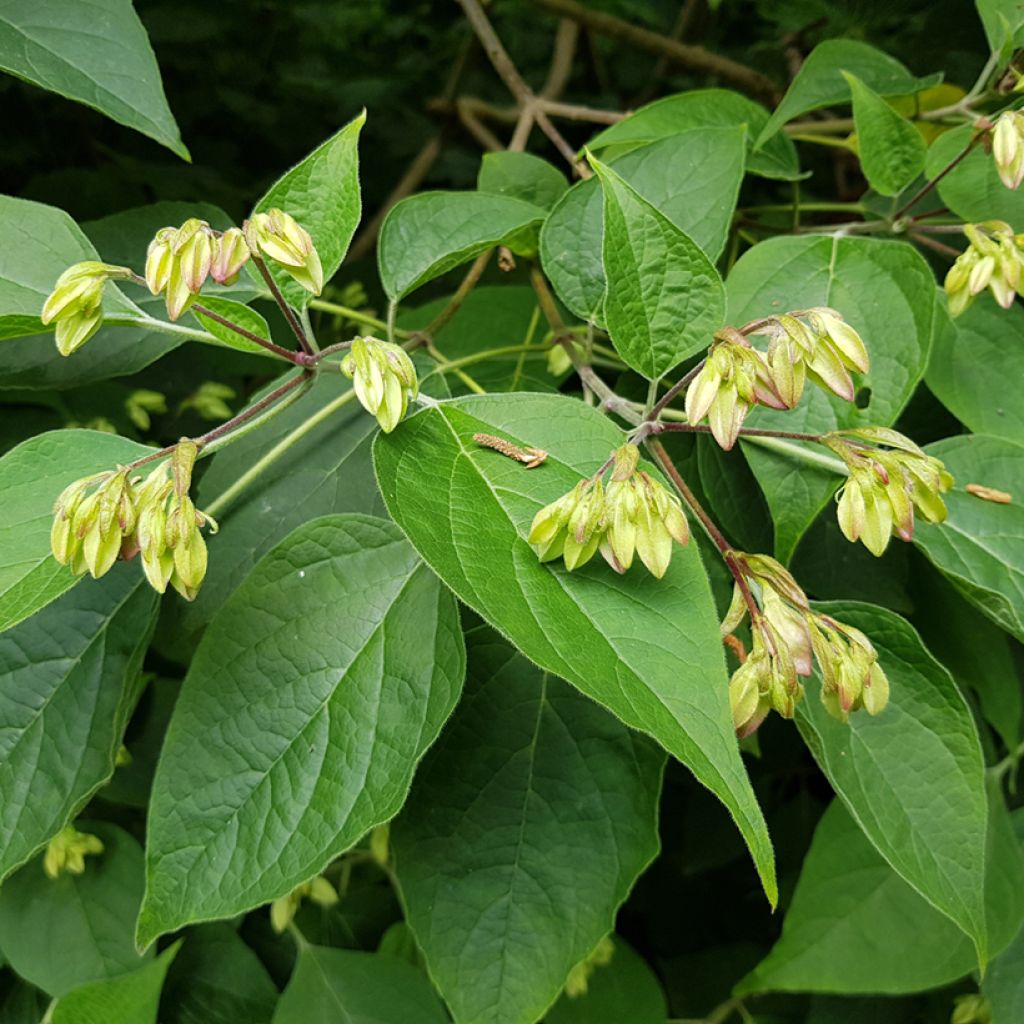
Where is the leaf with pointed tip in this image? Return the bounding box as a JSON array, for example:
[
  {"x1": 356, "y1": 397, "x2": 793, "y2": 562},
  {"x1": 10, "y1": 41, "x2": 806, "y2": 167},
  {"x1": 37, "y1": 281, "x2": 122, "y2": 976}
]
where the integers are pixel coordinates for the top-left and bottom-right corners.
[
  {"x1": 0, "y1": 568, "x2": 157, "y2": 880},
  {"x1": 0, "y1": 428, "x2": 152, "y2": 632},
  {"x1": 138, "y1": 514, "x2": 465, "y2": 947},
  {"x1": 393, "y1": 629, "x2": 664, "y2": 1024},
  {"x1": 0, "y1": 0, "x2": 187, "y2": 157},
  {"x1": 725, "y1": 235, "x2": 934, "y2": 563},
  {"x1": 913, "y1": 434, "x2": 1024, "y2": 642},
  {"x1": 378, "y1": 192, "x2": 545, "y2": 301},
  {"x1": 844, "y1": 72, "x2": 926, "y2": 196},
  {"x1": 585, "y1": 88, "x2": 800, "y2": 180},
  {"x1": 756, "y1": 40, "x2": 941, "y2": 145},
  {"x1": 251, "y1": 112, "x2": 365, "y2": 308},
  {"x1": 542, "y1": 128, "x2": 744, "y2": 324},
  {"x1": 590, "y1": 154, "x2": 725, "y2": 379},
  {"x1": 797, "y1": 602, "x2": 990, "y2": 965},
  {"x1": 373, "y1": 392, "x2": 776, "y2": 905},
  {"x1": 273, "y1": 948, "x2": 448, "y2": 1024},
  {"x1": 0, "y1": 823, "x2": 151, "y2": 997}
]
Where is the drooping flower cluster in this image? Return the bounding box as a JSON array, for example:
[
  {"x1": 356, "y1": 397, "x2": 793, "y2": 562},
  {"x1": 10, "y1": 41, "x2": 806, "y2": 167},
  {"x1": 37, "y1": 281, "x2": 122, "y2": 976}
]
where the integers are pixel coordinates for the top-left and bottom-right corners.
[
  {"x1": 823, "y1": 427, "x2": 953, "y2": 556},
  {"x1": 528, "y1": 443, "x2": 689, "y2": 578},
  {"x1": 244, "y1": 208, "x2": 324, "y2": 296},
  {"x1": 43, "y1": 825, "x2": 104, "y2": 879},
  {"x1": 685, "y1": 310, "x2": 869, "y2": 449},
  {"x1": 51, "y1": 439, "x2": 217, "y2": 601},
  {"x1": 722, "y1": 553, "x2": 889, "y2": 735},
  {"x1": 40, "y1": 261, "x2": 133, "y2": 355},
  {"x1": 992, "y1": 109, "x2": 1024, "y2": 190},
  {"x1": 269, "y1": 874, "x2": 339, "y2": 934},
  {"x1": 341, "y1": 336, "x2": 419, "y2": 432},
  {"x1": 944, "y1": 221, "x2": 1024, "y2": 317}
]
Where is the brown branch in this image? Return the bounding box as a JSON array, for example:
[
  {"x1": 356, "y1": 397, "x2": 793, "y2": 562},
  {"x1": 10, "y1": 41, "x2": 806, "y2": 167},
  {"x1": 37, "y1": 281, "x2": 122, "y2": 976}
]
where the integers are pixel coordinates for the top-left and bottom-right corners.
[
  {"x1": 540, "y1": 19, "x2": 580, "y2": 99},
  {"x1": 530, "y1": 0, "x2": 779, "y2": 104}
]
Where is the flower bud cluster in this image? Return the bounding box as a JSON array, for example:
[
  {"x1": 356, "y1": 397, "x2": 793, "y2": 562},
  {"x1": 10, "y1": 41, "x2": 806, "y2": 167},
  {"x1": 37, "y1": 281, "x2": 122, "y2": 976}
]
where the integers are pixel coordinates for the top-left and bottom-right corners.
[
  {"x1": 43, "y1": 824, "x2": 104, "y2": 879},
  {"x1": 992, "y1": 109, "x2": 1024, "y2": 190},
  {"x1": 528, "y1": 444, "x2": 689, "y2": 578},
  {"x1": 244, "y1": 208, "x2": 324, "y2": 296},
  {"x1": 944, "y1": 221, "x2": 1024, "y2": 317},
  {"x1": 824, "y1": 427, "x2": 953, "y2": 556},
  {"x1": 341, "y1": 336, "x2": 419, "y2": 433},
  {"x1": 685, "y1": 310, "x2": 869, "y2": 449},
  {"x1": 145, "y1": 218, "x2": 233, "y2": 320},
  {"x1": 270, "y1": 874, "x2": 339, "y2": 934},
  {"x1": 40, "y1": 261, "x2": 133, "y2": 355},
  {"x1": 722, "y1": 552, "x2": 889, "y2": 735},
  {"x1": 951, "y1": 994, "x2": 992, "y2": 1024},
  {"x1": 51, "y1": 439, "x2": 217, "y2": 601}
]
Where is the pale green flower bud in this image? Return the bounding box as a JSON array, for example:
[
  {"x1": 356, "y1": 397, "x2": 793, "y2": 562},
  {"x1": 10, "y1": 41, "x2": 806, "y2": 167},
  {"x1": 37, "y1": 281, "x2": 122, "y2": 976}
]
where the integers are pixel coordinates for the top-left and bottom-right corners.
[
  {"x1": 951, "y1": 994, "x2": 992, "y2": 1024},
  {"x1": 762, "y1": 589, "x2": 813, "y2": 677},
  {"x1": 210, "y1": 227, "x2": 250, "y2": 285},
  {"x1": 145, "y1": 228, "x2": 176, "y2": 294},
  {"x1": 993, "y1": 111, "x2": 1024, "y2": 190},
  {"x1": 245, "y1": 209, "x2": 324, "y2": 295},
  {"x1": 41, "y1": 261, "x2": 130, "y2": 356},
  {"x1": 563, "y1": 480, "x2": 605, "y2": 570},
  {"x1": 270, "y1": 874, "x2": 340, "y2": 934},
  {"x1": 528, "y1": 483, "x2": 582, "y2": 561},
  {"x1": 807, "y1": 308, "x2": 870, "y2": 374},
  {"x1": 805, "y1": 338, "x2": 855, "y2": 403},
  {"x1": 341, "y1": 337, "x2": 419, "y2": 433},
  {"x1": 43, "y1": 825, "x2": 104, "y2": 879},
  {"x1": 684, "y1": 362, "x2": 722, "y2": 427},
  {"x1": 563, "y1": 937, "x2": 615, "y2": 999}
]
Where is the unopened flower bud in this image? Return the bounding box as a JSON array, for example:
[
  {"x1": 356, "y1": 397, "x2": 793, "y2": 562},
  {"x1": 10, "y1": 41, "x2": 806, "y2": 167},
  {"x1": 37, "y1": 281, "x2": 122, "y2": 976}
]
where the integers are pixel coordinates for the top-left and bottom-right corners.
[
  {"x1": 245, "y1": 209, "x2": 324, "y2": 295},
  {"x1": 951, "y1": 994, "x2": 992, "y2": 1024},
  {"x1": 210, "y1": 227, "x2": 250, "y2": 285},
  {"x1": 341, "y1": 336, "x2": 419, "y2": 433},
  {"x1": 946, "y1": 221, "x2": 1024, "y2": 316},
  {"x1": 145, "y1": 228, "x2": 176, "y2": 294},
  {"x1": 41, "y1": 261, "x2": 130, "y2": 356},
  {"x1": 270, "y1": 874, "x2": 339, "y2": 933},
  {"x1": 992, "y1": 111, "x2": 1024, "y2": 190},
  {"x1": 43, "y1": 825, "x2": 103, "y2": 879}
]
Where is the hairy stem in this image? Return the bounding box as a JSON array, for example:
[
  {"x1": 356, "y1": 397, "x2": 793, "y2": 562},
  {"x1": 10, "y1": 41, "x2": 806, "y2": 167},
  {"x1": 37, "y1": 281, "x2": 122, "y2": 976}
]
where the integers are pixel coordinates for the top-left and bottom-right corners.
[
  {"x1": 251, "y1": 254, "x2": 316, "y2": 355},
  {"x1": 190, "y1": 302, "x2": 314, "y2": 366}
]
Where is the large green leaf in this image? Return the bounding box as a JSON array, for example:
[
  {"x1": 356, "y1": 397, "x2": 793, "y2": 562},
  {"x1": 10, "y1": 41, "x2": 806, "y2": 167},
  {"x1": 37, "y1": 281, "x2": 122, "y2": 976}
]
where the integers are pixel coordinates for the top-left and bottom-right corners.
[
  {"x1": 543, "y1": 940, "x2": 667, "y2": 1024},
  {"x1": 584, "y1": 88, "x2": 800, "y2": 180},
  {"x1": 252, "y1": 112, "x2": 365, "y2": 309},
  {"x1": 52, "y1": 944, "x2": 178, "y2": 1024},
  {"x1": 477, "y1": 152, "x2": 569, "y2": 210},
  {"x1": 138, "y1": 514, "x2": 465, "y2": 946},
  {"x1": 591, "y1": 155, "x2": 725, "y2": 379},
  {"x1": 0, "y1": 823, "x2": 151, "y2": 996},
  {"x1": 725, "y1": 236, "x2": 935, "y2": 563},
  {"x1": 541, "y1": 128, "x2": 744, "y2": 324},
  {"x1": 0, "y1": 0, "x2": 186, "y2": 158},
  {"x1": 273, "y1": 948, "x2": 447, "y2": 1024},
  {"x1": 374, "y1": 392, "x2": 777, "y2": 905},
  {"x1": 927, "y1": 298, "x2": 1024, "y2": 444},
  {"x1": 393, "y1": 628, "x2": 664, "y2": 1024},
  {"x1": 742, "y1": 794, "x2": 1024, "y2": 994},
  {"x1": 159, "y1": 375, "x2": 383, "y2": 655},
  {"x1": 984, "y1": 919, "x2": 1024, "y2": 1023},
  {"x1": 845, "y1": 73, "x2": 926, "y2": 196},
  {"x1": 0, "y1": 568, "x2": 156, "y2": 880},
  {"x1": 160, "y1": 924, "x2": 278, "y2": 1024},
  {"x1": 914, "y1": 434, "x2": 1024, "y2": 642},
  {"x1": 0, "y1": 428, "x2": 152, "y2": 632},
  {"x1": 757, "y1": 40, "x2": 941, "y2": 145},
  {"x1": 378, "y1": 192, "x2": 545, "y2": 301},
  {"x1": 926, "y1": 124, "x2": 1024, "y2": 225},
  {"x1": 977, "y1": 0, "x2": 1024, "y2": 52},
  {"x1": 797, "y1": 602, "x2": 989, "y2": 963}
]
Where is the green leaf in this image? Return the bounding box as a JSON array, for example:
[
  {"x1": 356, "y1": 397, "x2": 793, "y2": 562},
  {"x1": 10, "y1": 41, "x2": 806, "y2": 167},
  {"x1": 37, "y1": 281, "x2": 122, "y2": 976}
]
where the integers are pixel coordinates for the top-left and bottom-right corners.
[
  {"x1": 584, "y1": 88, "x2": 800, "y2": 180},
  {"x1": 925, "y1": 124, "x2": 1024, "y2": 224},
  {"x1": 191, "y1": 296, "x2": 278, "y2": 358},
  {"x1": 0, "y1": 1, "x2": 187, "y2": 158},
  {"x1": 742, "y1": 792, "x2": 1024, "y2": 995},
  {"x1": 590, "y1": 154, "x2": 725, "y2": 379},
  {"x1": 927, "y1": 298, "x2": 1024, "y2": 444},
  {"x1": 797, "y1": 602, "x2": 989, "y2": 963},
  {"x1": 725, "y1": 236, "x2": 935, "y2": 562},
  {"x1": 378, "y1": 192, "x2": 546, "y2": 301},
  {"x1": 984, "y1": 919, "x2": 1024, "y2": 1022},
  {"x1": 373, "y1": 392, "x2": 777, "y2": 905},
  {"x1": 477, "y1": 152, "x2": 569, "y2": 210},
  {"x1": 252, "y1": 111, "x2": 366, "y2": 309},
  {"x1": 273, "y1": 948, "x2": 447, "y2": 1024},
  {"x1": 161, "y1": 924, "x2": 279, "y2": 1024},
  {"x1": 977, "y1": 0, "x2": 1024, "y2": 53},
  {"x1": 0, "y1": 823, "x2": 151, "y2": 996},
  {"x1": 0, "y1": 568, "x2": 157, "y2": 880},
  {"x1": 913, "y1": 434, "x2": 1024, "y2": 642},
  {"x1": 757, "y1": 40, "x2": 941, "y2": 146},
  {"x1": 138, "y1": 514, "x2": 465, "y2": 946},
  {"x1": 541, "y1": 128, "x2": 744, "y2": 324},
  {"x1": 52, "y1": 943, "x2": 179, "y2": 1024},
  {"x1": 543, "y1": 939, "x2": 667, "y2": 1024},
  {"x1": 158, "y1": 376, "x2": 383, "y2": 655},
  {"x1": 844, "y1": 73, "x2": 926, "y2": 196},
  {"x1": 0, "y1": 428, "x2": 152, "y2": 632},
  {"x1": 393, "y1": 629, "x2": 664, "y2": 1024}
]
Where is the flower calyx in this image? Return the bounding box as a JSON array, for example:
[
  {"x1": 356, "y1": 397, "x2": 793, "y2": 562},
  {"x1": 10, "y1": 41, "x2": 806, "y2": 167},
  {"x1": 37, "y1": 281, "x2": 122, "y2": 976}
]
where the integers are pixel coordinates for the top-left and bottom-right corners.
[
  {"x1": 40, "y1": 261, "x2": 133, "y2": 356},
  {"x1": 244, "y1": 208, "x2": 324, "y2": 295},
  {"x1": 341, "y1": 336, "x2": 419, "y2": 433}
]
